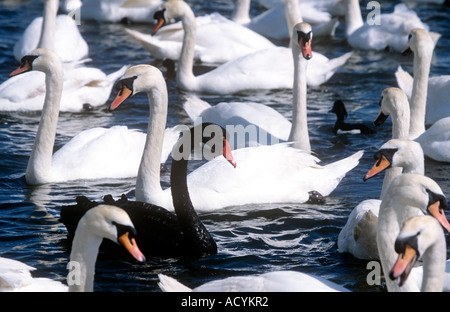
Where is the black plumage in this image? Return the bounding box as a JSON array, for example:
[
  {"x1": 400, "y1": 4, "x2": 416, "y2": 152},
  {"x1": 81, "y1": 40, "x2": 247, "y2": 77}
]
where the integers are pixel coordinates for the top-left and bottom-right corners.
[{"x1": 329, "y1": 100, "x2": 376, "y2": 135}]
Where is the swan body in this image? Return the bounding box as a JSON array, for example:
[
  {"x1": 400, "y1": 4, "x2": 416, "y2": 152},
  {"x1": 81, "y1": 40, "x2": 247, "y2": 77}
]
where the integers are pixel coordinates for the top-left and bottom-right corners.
[
  {"x1": 0, "y1": 257, "x2": 67, "y2": 292},
  {"x1": 344, "y1": 0, "x2": 433, "y2": 52},
  {"x1": 14, "y1": 0, "x2": 88, "y2": 63},
  {"x1": 126, "y1": 11, "x2": 275, "y2": 64},
  {"x1": 158, "y1": 271, "x2": 350, "y2": 292},
  {"x1": 110, "y1": 62, "x2": 363, "y2": 211},
  {"x1": 377, "y1": 173, "x2": 450, "y2": 292},
  {"x1": 61, "y1": 0, "x2": 162, "y2": 23},
  {"x1": 8, "y1": 49, "x2": 177, "y2": 185},
  {"x1": 233, "y1": 0, "x2": 339, "y2": 40},
  {"x1": 151, "y1": 0, "x2": 352, "y2": 93},
  {"x1": 61, "y1": 123, "x2": 237, "y2": 259},
  {"x1": 390, "y1": 215, "x2": 446, "y2": 292}
]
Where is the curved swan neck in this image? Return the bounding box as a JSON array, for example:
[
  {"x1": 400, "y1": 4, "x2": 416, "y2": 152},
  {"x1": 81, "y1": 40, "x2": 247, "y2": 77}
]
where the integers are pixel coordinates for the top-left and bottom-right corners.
[
  {"x1": 135, "y1": 86, "x2": 169, "y2": 204},
  {"x1": 344, "y1": 0, "x2": 364, "y2": 37},
  {"x1": 68, "y1": 227, "x2": 102, "y2": 292},
  {"x1": 421, "y1": 238, "x2": 446, "y2": 292},
  {"x1": 170, "y1": 124, "x2": 217, "y2": 253},
  {"x1": 26, "y1": 59, "x2": 63, "y2": 185},
  {"x1": 409, "y1": 47, "x2": 432, "y2": 140},
  {"x1": 177, "y1": 6, "x2": 197, "y2": 90},
  {"x1": 288, "y1": 45, "x2": 310, "y2": 152},
  {"x1": 38, "y1": 0, "x2": 58, "y2": 51}
]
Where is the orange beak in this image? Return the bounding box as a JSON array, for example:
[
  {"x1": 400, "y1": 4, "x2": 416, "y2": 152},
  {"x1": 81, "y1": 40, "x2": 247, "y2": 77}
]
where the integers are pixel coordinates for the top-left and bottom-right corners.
[
  {"x1": 300, "y1": 38, "x2": 312, "y2": 60},
  {"x1": 363, "y1": 155, "x2": 391, "y2": 181},
  {"x1": 9, "y1": 62, "x2": 32, "y2": 78},
  {"x1": 110, "y1": 85, "x2": 133, "y2": 111},
  {"x1": 152, "y1": 17, "x2": 165, "y2": 36},
  {"x1": 222, "y1": 138, "x2": 236, "y2": 168},
  {"x1": 427, "y1": 200, "x2": 450, "y2": 233},
  {"x1": 389, "y1": 244, "x2": 417, "y2": 286},
  {"x1": 118, "y1": 232, "x2": 146, "y2": 262}
]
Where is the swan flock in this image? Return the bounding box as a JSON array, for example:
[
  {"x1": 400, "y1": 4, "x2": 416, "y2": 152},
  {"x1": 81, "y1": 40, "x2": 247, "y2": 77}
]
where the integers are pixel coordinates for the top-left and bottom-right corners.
[{"x1": 1, "y1": 0, "x2": 449, "y2": 293}]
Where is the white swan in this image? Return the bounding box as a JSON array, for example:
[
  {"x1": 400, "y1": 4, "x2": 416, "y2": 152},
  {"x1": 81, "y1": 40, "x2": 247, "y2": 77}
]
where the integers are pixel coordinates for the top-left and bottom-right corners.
[
  {"x1": 344, "y1": 0, "x2": 434, "y2": 52},
  {"x1": 396, "y1": 28, "x2": 450, "y2": 128},
  {"x1": 378, "y1": 68, "x2": 450, "y2": 163},
  {"x1": 338, "y1": 138, "x2": 424, "y2": 260},
  {"x1": 1, "y1": 204, "x2": 145, "y2": 292},
  {"x1": 233, "y1": 0, "x2": 339, "y2": 40},
  {"x1": 125, "y1": 2, "x2": 275, "y2": 64},
  {"x1": 0, "y1": 0, "x2": 128, "y2": 112},
  {"x1": 8, "y1": 49, "x2": 179, "y2": 185},
  {"x1": 14, "y1": 0, "x2": 88, "y2": 63},
  {"x1": 377, "y1": 173, "x2": 450, "y2": 292},
  {"x1": 390, "y1": 215, "x2": 446, "y2": 292},
  {"x1": 150, "y1": 0, "x2": 352, "y2": 93},
  {"x1": 60, "y1": 0, "x2": 162, "y2": 23},
  {"x1": 0, "y1": 257, "x2": 68, "y2": 292},
  {"x1": 157, "y1": 270, "x2": 350, "y2": 292},
  {"x1": 110, "y1": 62, "x2": 363, "y2": 211}
]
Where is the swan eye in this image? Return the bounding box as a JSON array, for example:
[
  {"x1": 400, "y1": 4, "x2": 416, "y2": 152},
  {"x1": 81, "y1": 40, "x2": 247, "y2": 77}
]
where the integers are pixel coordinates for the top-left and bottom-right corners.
[
  {"x1": 408, "y1": 34, "x2": 412, "y2": 41},
  {"x1": 115, "y1": 76, "x2": 137, "y2": 93},
  {"x1": 19, "y1": 55, "x2": 39, "y2": 69},
  {"x1": 153, "y1": 8, "x2": 166, "y2": 21},
  {"x1": 112, "y1": 221, "x2": 137, "y2": 241}
]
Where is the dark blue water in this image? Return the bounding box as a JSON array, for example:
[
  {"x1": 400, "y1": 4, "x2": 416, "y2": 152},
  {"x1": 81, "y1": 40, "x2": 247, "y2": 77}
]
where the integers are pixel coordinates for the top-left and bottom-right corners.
[{"x1": 0, "y1": 0, "x2": 449, "y2": 293}]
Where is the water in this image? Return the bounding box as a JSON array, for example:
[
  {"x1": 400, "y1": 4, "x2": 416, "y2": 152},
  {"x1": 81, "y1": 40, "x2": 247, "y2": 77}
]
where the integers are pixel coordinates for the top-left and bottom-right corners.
[{"x1": 0, "y1": 0, "x2": 449, "y2": 294}]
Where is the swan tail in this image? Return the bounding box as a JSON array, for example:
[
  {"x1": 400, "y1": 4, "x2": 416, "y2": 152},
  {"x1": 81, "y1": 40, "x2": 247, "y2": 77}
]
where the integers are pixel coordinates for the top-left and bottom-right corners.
[
  {"x1": 312, "y1": 17, "x2": 339, "y2": 37},
  {"x1": 183, "y1": 95, "x2": 211, "y2": 121},
  {"x1": 158, "y1": 274, "x2": 193, "y2": 292},
  {"x1": 328, "y1": 51, "x2": 353, "y2": 71},
  {"x1": 125, "y1": 28, "x2": 161, "y2": 56},
  {"x1": 395, "y1": 66, "x2": 413, "y2": 98}
]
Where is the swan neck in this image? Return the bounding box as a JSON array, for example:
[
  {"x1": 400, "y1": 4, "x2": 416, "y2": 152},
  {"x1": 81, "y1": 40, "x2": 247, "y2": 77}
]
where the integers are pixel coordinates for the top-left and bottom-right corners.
[
  {"x1": 25, "y1": 61, "x2": 63, "y2": 185},
  {"x1": 177, "y1": 8, "x2": 197, "y2": 90},
  {"x1": 38, "y1": 0, "x2": 58, "y2": 50},
  {"x1": 285, "y1": 0, "x2": 303, "y2": 46},
  {"x1": 409, "y1": 50, "x2": 431, "y2": 139},
  {"x1": 135, "y1": 87, "x2": 168, "y2": 204},
  {"x1": 377, "y1": 199, "x2": 421, "y2": 292},
  {"x1": 345, "y1": 0, "x2": 364, "y2": 36},
  {"x1": 390, "y1": 103, "x2": 410, "y2": 141},
  {"x1": 68, "y1": 228, "x2": 102, "y2": 292},
  {"x1": 421, "y1": 238, "x2": 446, "y2": 292},
  {"x1": 288, "y1": 47, "x2": 310, "y2": 152},
  {"x1": 232, "y1": 0, "x2": 251, "y2": 24}
]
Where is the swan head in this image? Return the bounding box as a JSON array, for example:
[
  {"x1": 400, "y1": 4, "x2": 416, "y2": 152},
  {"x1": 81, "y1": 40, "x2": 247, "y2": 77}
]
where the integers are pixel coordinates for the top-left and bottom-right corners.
[
  {"x1": 402, "y1": 28, "x2": 435, "y2": 59},
  {"x1": 389, "y1": 215, "x2": 444, "y2": 287},
  {"x1": 383, "y1": 173, "x2": 450, "y2": 233},
  {"x1": 374, "y1": 87, "x2": 409, "y2": 126},
  {"x1": 77, "y1": 205, "x2": 146, "y2": 262},
  {"x1": 9, "y1": 48, "x2": 61, "y2": 78},
  {"x1": 110, "y1": 65, "x2": 166, "y2": 111},
  {"x1": 293, "y1": 22, "x2": 313, "y2": 60},
  {"x1": 151, "y1": 0, "x2": 191, "y2": 35},
  {"x1": 363, "y1": 139, "x2": 424, "y2": 181}
]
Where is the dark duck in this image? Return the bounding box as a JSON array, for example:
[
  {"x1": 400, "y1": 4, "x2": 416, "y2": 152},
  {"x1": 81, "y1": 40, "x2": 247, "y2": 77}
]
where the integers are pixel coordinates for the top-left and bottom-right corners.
[{"x1": 330, "y1": 100, "x2": 376, "y2": 135}]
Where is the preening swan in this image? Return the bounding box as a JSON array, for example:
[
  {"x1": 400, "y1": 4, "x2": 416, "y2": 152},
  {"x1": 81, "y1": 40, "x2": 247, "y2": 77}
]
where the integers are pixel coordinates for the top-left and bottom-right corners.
[
  {"x1": 109, "y1": 63, "x2": 363, "y2": 210},
  {"x1": 395, "y1": 28, "x2": 450, "y2": 132},
  {"x1": 61, "y1": 123, "x2": 236, "y2": 259},
  {"x1": 14, "y1": 0, "x2": 88, "y2": 63},
  {"x1": 390, "y1": 215, "x2": 446, "y2": 292},
  {"x1": 377, "y1": 173, "x2": 450, "y2": 292},
  {"x1": 8, "y1": 49, "x2": 176, "y2": 185},
  {"x1": 158, "y1": 270, "x2": 350, "y2": 292},
  {"x1": 125, "y1": 0, "x2": 275, "y2": 64},
  {"x1": 344, "y1": 0, "x2": 434, "y2": 52},
  {"x1": 1, "y1": 204, "x2": 145, "y2": 292},
  {"x1": 151, "y1": 0, "x2": 351, "y2": 93}
]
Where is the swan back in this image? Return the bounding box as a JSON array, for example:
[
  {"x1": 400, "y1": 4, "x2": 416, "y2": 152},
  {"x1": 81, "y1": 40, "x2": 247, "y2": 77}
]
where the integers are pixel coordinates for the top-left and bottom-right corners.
[{"x1": 390, "y1": 215, "x2": 446, "y2": 291}]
